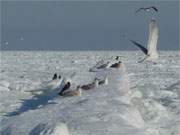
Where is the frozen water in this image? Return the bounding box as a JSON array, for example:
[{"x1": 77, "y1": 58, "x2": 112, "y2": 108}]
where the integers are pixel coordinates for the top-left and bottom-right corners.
[{"x1": 0, "y1": 51, "x2": 180, "y2": 135}]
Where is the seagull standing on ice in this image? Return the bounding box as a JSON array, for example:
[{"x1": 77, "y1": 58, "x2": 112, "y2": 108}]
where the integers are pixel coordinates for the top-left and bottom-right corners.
[
  {"x1": 98, "y1": 76, "x2": 108, "y2": 85},
  {"x1": 58, "y1": 82, "x2": 71, "y2": 95},
  {"x1": 135, "y1": 6, "x2": 158, "y2": 13},
  {"x1": 110, "y1": 61, "x2": 122, "y2": 68},
  {"x1": 59, "y1": 85, "x2": 82, "y2": 97},
  {"x1": 81, "y1": 78, "x2": 99, "y2": 90}
]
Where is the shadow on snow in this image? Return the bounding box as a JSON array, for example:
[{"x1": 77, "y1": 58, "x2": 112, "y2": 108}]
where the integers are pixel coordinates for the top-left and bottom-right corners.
[{"x1": 4, "y1": 88, "x2": 59, "y2": 117}]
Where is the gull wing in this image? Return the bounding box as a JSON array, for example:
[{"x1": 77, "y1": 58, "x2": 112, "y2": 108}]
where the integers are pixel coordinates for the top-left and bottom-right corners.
[
  {"x1": 129, "y1": 40, "x2": 148, "y2": 55},
  {"x1": 147, "y1": 19, "x2": 159, "y2": 58},
  {"x1": 151, "y1": 6, "x2": 158, "y2": 12},
  {"x1": 135, "y1": 8, "x2": 144, "y2": 13}
]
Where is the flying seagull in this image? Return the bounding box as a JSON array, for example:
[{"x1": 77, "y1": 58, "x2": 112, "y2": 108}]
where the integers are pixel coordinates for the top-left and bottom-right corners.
[
  {"x1": 136, "y1": 6, "x2": 158, "y2": 13},
  {"x1": 130, "y1": 19, "x2": 159, "y2": 62}
]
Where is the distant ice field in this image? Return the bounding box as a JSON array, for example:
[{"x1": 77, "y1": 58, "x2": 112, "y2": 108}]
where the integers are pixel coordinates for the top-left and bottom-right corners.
[
  {"x1": 0, "y1": 51, "x2": 180, "y2": 135},
  {"x1": 1, "y1": 51, "x2": 179, "y2": 90}
]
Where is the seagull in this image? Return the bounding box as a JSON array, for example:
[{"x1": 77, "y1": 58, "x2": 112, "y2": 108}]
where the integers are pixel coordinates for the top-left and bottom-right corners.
[
  {"x1": 58, "y1": 82, "x2": 71, "y2": 95},
  {"x1": 59, "y1": 85, "x2": 82, "y2": 97},
  {"x1": 136, "y1": 6, "x2": 158, "y2": 13},
  {"x1": 98, "y1": 76, "x2": 108, "y2": 85},
  {"x1": 129, "y1": 19, "x2": 159, "y2": 61},
  {"x1": 81, "y1": 78, "x2": 99, "y2": 90},
  {"x1": 110, "y1": 61, "x2": 122, "y2": 68}
]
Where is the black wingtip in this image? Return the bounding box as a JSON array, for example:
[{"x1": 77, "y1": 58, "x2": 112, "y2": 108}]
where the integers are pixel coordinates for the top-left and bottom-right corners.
[{"x1": 129, "y1": 39, "x2": 148, "y2": 55}]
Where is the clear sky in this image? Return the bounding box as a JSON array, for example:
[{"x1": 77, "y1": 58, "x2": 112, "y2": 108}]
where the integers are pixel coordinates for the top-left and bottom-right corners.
[{"x1": 1, "y1": 0, "x2": 179, "y2": 50}]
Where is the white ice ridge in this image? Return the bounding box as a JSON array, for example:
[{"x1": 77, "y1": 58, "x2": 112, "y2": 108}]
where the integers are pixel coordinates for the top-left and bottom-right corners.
[
  {"x1": 0, "y1": 66, "x2": 149, "y2": 135},
  {"x1": 147, "y1": 18, "x2": 159, "y2": 60}
]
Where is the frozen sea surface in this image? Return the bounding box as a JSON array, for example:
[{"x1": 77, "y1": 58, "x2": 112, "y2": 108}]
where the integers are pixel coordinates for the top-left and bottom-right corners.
[{"x1": 0, "y1": 51, "x2": 180, "y2": 135}]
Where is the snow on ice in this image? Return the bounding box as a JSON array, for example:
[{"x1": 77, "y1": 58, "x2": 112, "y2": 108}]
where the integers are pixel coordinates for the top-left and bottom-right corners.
[{"x1": 0, "y1": 51, "x2": 180, "y2": 135}]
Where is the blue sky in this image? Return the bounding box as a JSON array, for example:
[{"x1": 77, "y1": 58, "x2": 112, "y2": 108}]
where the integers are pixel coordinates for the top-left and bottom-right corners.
[{"x1": 1, "y1": 0, "x2": 179, "y2": 50}]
